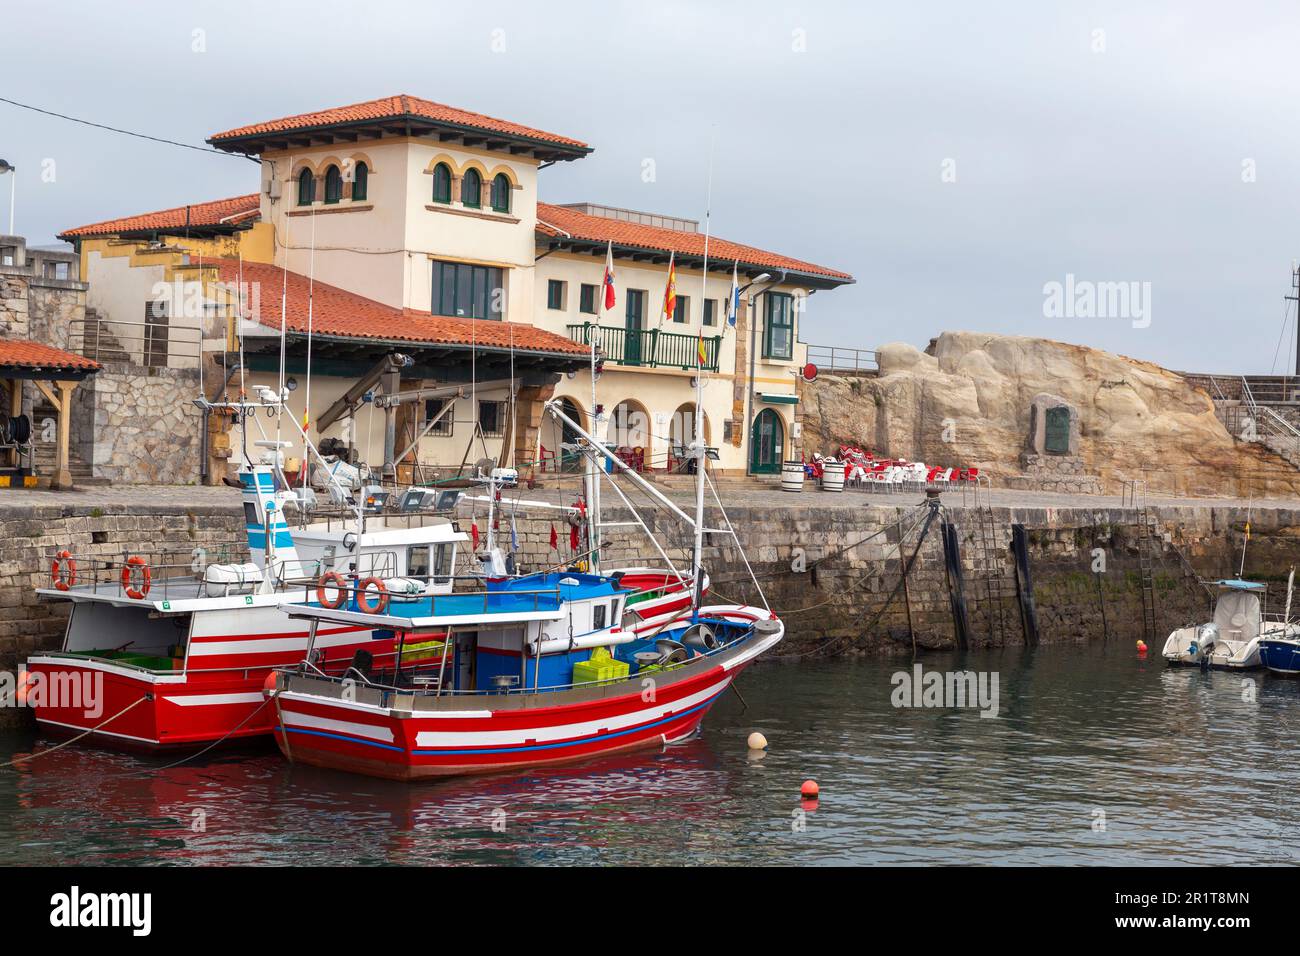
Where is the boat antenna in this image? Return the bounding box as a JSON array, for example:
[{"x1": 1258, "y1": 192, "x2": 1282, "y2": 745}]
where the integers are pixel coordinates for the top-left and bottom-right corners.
[
  {"x1": 1239, "y1": 490, "x2": 1253, "y2": 578},
  {"x1": 691, "y1": 130, "x2": 716, "y2": 620}
]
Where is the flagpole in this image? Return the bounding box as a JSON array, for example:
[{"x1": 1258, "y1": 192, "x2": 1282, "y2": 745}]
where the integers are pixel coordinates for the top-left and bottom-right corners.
[{"x1": 691, "y1": 132, "x2": 716, "y2": 618}]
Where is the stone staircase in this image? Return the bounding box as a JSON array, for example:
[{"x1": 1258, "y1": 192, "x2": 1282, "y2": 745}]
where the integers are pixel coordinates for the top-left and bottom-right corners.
[
  {"x1": 78, "y1": 308, "x2": 131, "y2": 365},
  {"x1": 30, "y1": 399, "x2": 108, "y2": 486}
]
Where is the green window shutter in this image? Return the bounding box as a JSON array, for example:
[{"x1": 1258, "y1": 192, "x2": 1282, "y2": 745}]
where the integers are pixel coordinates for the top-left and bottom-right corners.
[
  {"x1": 491, "y1": 174, "x2": 511, "y2": 213},
  {"x1": 353, "y1": 162, "x2": 368, "y2": 201},
  {"x1": 324, "y1": 165, "x2": 343, "y2": 204},
  {"x1": 462, "y1": 169, "x2": 481, "y2": 208},
  {"x1": 297, "y1": 168, "x2": 314, "y2": 206},
  {"x1": 432, "y1": 164, "x2": 451, "y2": 203}
]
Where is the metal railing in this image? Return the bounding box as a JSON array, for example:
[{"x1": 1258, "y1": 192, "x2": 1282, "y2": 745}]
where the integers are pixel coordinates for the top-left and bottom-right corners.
[
  {"x1": 806, "y1": 344, "x2": 878, "y2": 375},
  {"x1": 567, "y1": 323, "x2": 721, "y2": 372},
  {"x1": 70, "y1": 315, "x2": 203, "y2": 369}
]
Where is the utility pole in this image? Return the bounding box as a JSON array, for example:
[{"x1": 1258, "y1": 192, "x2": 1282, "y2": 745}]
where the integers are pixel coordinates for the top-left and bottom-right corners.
[{"x1": 1288, "y1": 263, "x2": 1300, "y2": 378}]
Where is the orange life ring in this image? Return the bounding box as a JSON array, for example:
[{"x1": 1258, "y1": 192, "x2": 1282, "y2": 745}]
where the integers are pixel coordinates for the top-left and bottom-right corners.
[
  {"x1": 120, "y1": 555, "x2": 151, "y2": 600},
  {"x1": 357, "y1": 577, "x2": 389, "y2": 614},
  {"x1": 51, "y1": 550, "x2": 77, "y2": 591},
  {"x1": 316, "y1": 571, "x2": 348, "y2": 609}
]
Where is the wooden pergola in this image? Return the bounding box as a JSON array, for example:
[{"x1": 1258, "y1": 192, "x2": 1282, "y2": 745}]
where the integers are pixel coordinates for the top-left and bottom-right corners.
[{"x1": 0, "y1": 341, "x2": 101, "y2": 490}]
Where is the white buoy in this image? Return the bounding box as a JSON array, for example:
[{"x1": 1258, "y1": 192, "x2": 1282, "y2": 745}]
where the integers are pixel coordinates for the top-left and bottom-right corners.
[{"x1": 747, "y1": 732, "x2": 768, "y2": 751}]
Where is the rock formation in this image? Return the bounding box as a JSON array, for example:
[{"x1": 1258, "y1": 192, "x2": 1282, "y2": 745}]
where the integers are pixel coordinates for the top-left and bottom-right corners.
[{"x1": 797, "y1": 331, "x2": 1300, "y2": 498}]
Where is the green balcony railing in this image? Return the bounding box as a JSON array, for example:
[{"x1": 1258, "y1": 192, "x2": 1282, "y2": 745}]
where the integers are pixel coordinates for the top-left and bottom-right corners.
[{"x1": 567, "y1": 323, "x2": 722, "y2": 373}]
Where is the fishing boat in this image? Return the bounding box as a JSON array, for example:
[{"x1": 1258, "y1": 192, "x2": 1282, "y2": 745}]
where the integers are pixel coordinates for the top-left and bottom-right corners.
[
  {"x1": 24, "y1": 391, "x2": 706, "y2": 751},
  {"x1": 24, "y1": 450, "x2": 468, "y2": 749},
  {"x1": 1161, "y1": 579, "x2": 1300, "y2": 670},
  {"x1": 262, "y1": 397, "x2": 785, "y2": 780}
]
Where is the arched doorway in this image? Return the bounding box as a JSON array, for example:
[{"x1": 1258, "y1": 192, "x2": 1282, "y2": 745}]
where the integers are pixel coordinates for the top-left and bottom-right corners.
[
  {"x1": 610, "y1": 399, "x2": 651, "y2": 472},
  {"x1": 669, "y1": 403, "x2": 710, "y2": 472},
  {"x1": 542, "y1": 396, "x2": 586, "y2": 473},
  {"x1": 750, "y1": 408, "x2": 784, "y2": 475}
]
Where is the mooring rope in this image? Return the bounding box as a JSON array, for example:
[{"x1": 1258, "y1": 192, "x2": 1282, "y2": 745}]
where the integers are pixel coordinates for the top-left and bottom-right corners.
[
  {"x1": 0, "y1": 694, "x2": 150, "y2": 770},
  {"x1": 135, "y1": 695, "x2": 274, "y2": 775}
]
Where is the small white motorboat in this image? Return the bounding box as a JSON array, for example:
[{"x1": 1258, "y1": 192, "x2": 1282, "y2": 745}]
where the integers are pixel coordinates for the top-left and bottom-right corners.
[{"x1": 1162, "y1": 579, "x2": 1299, "y2": 670}]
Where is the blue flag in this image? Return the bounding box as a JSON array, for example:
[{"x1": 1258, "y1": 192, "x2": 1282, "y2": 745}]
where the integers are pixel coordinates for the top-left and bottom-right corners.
[{"x1": 728, "y1": 260, "x2": 740, "y2": 327}]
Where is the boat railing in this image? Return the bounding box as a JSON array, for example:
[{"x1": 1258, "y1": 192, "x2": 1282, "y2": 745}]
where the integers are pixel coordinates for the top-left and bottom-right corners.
[
  {"x1": 284, "y1": 615, "x2": 761, "y2": 700},
  {"x1": 292, "y1": 579, "x2": 564, "y2": 617}
]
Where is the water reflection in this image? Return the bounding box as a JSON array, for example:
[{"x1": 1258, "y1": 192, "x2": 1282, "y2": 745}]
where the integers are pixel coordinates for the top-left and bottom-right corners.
[{"x1": 2, "y1": 644, "x2": 1300, "y2": 865}]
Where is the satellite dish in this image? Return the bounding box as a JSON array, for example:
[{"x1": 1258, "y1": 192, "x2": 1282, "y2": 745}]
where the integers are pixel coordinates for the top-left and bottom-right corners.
[{"x1": 802, "y1": 363, "x2": 818, "y2": 382}]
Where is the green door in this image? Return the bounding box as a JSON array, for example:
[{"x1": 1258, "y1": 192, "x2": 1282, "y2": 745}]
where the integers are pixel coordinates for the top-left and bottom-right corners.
[
  {"x1": 624, "y1": 290, "x2": 645, "y2": 366},
  {"x1": 750, "y1": 409, "x2": 784, "y2": 474}
]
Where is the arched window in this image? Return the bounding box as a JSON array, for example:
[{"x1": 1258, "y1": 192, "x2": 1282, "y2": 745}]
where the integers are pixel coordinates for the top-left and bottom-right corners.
[
  {"x1": 323, "y1": 165, "x2": 343, "y2": 205},
  {"x1": 431, "y1": 163, "x2": 451, "y2": 204},
  {"x1": 297, "y1": 167, "x2": 314, "y2": 206},
  {"x1": 461, "y1": 168, "x2": 482, "y2": 208},
  {"x1": 352, "y1": 162, "x2": 368, "y2": 202},
  {"x1": 490, "y1": 173, "x2": 511, "y2": 213}
]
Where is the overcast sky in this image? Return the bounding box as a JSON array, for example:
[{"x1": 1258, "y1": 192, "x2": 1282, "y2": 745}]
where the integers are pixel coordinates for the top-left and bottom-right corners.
[{"x1": 6, "y1": 0, "x2": 1300, "y2": 373}]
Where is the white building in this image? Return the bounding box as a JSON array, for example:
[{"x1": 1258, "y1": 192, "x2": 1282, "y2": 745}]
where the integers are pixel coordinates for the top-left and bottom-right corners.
[{"x1": 61, "y1": 94, "x2": 853, "y2": 482}]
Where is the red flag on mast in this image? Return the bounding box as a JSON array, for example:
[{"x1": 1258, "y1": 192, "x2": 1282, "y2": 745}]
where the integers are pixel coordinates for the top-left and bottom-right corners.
[{"x1": 602, "y1": 241, "x2": 617, "y2": 311}]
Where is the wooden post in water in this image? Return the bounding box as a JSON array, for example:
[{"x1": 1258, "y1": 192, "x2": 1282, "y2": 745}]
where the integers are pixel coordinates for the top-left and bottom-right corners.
[
  {"x1": 942, "y1": 518, "x2": 971, "y2": 649},
  {"x1": 1011, "y1": 524, "x2": 1040, "y2": 645}
]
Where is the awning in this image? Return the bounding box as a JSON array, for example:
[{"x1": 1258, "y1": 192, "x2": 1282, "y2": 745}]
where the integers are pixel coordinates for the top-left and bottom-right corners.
[{"x1": 758, "y1": 393, "x2": 799, "y2": 406}]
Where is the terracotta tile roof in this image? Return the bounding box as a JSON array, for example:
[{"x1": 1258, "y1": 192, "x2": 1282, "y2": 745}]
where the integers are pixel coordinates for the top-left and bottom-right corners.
[
  {"x1": 0, "y1": 341, "x2": 100, "y2": 373},
  {"x1": 60, "y1": 194, "x2": 261, "y2": 239},
  {"x1": 212, "y1": 260, "x2": 590, "y2": 357},
  {"x1": 209, "y1": 94, "x2": 588, "y2": 150},
  {"x1": 536, "y1": 202, "x2": 853, "y2": 282}
]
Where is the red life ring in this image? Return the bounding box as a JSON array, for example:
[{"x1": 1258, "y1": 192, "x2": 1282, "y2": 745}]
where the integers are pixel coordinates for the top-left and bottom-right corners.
[
  {"x1": 120, "y1": 555, "x2": 151, "y2": 600},
  {"x1": 357, "y1": 577, "x2": 389, "y2": 614},
  {"x1": 316, "y1": 571, "x2": 348, "y2": 609},
  {"x1": 51, "y1": 550, "x2": 77, "y2": 591}
]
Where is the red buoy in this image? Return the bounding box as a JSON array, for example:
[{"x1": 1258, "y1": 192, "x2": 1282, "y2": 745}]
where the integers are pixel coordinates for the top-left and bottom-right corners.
[{"x1": 801, "y1": 779, "x2": 819, "y2": 798}]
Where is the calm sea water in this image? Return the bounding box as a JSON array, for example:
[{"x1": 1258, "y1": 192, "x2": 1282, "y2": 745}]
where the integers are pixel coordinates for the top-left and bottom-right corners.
[{"x1": 2, "y1": 644, "x2": 1298, "y2": 866}]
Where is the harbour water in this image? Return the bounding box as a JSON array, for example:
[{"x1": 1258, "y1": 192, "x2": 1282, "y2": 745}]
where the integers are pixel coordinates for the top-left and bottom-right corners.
[{"x1": 1, "y1": 643, "x2": 1298, "y2": 866}]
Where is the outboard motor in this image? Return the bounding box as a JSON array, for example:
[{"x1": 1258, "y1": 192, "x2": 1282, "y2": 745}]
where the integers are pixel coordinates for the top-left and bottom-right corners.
[{"x1": 1193, "y1": 622, "x2": 1219, "y2": 657}]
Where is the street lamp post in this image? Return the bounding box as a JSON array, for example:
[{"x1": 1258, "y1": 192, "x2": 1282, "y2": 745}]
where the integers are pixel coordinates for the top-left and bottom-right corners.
[{"x1": 0, "y1": 160, "x2": 13, "y2": 236}]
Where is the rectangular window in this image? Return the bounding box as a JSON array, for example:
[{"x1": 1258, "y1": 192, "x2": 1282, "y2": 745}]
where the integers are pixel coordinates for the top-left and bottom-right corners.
[
  {"x1": 763, "y1": 291, "x2": 794, "y2": 360},
  {"x1": 672, "y1": 294, "x2": 689, "y2": 324},
  {"x1": 0, "y1": 247, "x2": 15, "y2": 267},
  {"x1": 45, "y1": 261, "x2": 70, "y2": 280},
  {"x1": 579, "y1": 283, "x2": 597, "y2": 314},
  {"x1": 144, "y1": 300, "x2": 169, "y2": 369},
  {"x1": 478, "y1": 400, "x2": 508, "y2": 438},
  {"x1": 547, "y1": 279, "x2": 566, "y2": 310},
  {"x1": 408, "y1": 545, "x2": 431, "y2": 578},
  {"x1": 431, "y1": 260, "x2": 505, "y2": 319},
  {"x1": 424, "y1": 398, "x2": 454, "y2": 436},
  {"x1": 703, "y1": 299, "x2": 717, "y2": 327},
  {"x1": 433, "y1": 543, "x2": 452, "y2": 584},
  {"x1": 593, "y1": 603, "x2": 607, "y2": 630}
]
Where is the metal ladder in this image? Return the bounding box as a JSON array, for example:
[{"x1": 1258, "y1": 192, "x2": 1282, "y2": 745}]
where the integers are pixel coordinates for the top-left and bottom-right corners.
[
  {"x1": 970, "y1": 475, "x2": 1014, "y2": 642},
  {"x1": 1123, "y1": 479, "x2": 1159, "y2": 644}
]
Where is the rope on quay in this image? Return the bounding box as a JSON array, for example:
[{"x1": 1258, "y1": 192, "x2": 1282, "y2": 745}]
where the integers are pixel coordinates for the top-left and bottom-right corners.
[{"x1": 0, "y1": 695, "x2": 150, "y2": 770}]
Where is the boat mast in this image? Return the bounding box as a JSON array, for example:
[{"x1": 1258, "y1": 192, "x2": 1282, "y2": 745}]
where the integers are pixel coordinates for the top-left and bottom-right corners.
[{"x1": 690, "y1": 135, "x2": 716, "y2": 620}]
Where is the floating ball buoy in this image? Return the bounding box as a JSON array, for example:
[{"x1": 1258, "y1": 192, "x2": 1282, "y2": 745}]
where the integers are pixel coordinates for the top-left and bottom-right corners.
[
  {"x1": 747, "y1": 732, "x2": 768, "y2": 751},
  {"x1": 1136, "y1": 639, "x2": 1148, "y2": 658},
  {"x1": 801, "y1": 779, "x2": 819, "y2": 798}
]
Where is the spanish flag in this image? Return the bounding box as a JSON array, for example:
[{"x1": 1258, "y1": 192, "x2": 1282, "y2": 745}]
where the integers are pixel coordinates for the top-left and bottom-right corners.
[
  {"x1": 697, "y1": 329, "x2": 708, "y2": 366},
  {"x1": 661, "y1": 252, "x2": 677, "y2": 324}
]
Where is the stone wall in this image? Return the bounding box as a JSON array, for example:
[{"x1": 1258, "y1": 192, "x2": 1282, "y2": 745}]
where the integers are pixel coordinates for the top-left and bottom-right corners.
[
  {"x1": 0, "y1": 501, "x2": 248, "y2": 728},
  {"x1": 81, "y1": 362, "x2": 204, "y2": 484}
]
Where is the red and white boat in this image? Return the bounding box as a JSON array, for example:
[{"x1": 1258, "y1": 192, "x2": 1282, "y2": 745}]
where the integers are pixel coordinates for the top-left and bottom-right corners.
[
  {"x1": 25, "y1": 461, "x2": 468, "y2": 749},
  {"x1": 261, "y1": 397, "x2": 785, "y2": 780}
]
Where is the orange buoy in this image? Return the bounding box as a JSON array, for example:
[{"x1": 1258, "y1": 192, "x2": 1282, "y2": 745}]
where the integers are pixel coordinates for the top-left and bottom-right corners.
[
  {"x1": 263, "y1": 670, "x2": 279, "y2": 695},
  {"x1": 120, "y1": 555, "x2": 151, "y2": 600},
  {"x1": 316, "y1": 571, "x2": 348, "y2": 609},
  {"x1": 801, "y1": 779, "x2": 819, "y2": 798},
  {"x1": 50, "y1": 550, "x2": 77, "y2": 591},
  {"x1": 357, "y1": 576, "x2": 390, "y2": 614}
]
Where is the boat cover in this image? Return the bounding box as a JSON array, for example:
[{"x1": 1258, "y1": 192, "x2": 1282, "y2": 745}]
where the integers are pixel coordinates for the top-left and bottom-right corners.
[{"x1": 1213, "y1": 590, "x2": 1260, "y2": 641}]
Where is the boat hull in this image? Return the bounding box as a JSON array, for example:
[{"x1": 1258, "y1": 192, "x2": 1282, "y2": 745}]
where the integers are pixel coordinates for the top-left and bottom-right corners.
[
  {"x1": 1260, "y1": 638, "x2": 1300, "y2": 675},
  {"x1": 268, "y1": 606, "x2": 780, "y2": 780}
]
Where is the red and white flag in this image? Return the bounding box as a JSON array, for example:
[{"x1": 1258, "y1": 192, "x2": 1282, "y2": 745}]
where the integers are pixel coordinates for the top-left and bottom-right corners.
[{"x1": 602, "y1": 240, "x2": 617, "y2": 311}]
